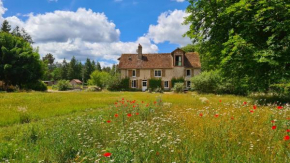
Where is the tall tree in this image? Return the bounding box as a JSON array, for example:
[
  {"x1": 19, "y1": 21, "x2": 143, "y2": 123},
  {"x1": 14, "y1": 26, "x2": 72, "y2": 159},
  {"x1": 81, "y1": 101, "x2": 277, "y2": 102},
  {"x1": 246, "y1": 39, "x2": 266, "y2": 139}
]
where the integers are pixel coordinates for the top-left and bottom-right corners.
[
  {"x1": 96, "y1": 61, "x2": 102, "y2": 71},
  {"x1": 42, "y1": 53, "x2": 55, "y2": 66},
  {"x1": 60, "y1": 59, "x2": 69, "y2": 80},
  {"x1": 0, "y1": 32, "x2": 44, "y2": 89},
  {"x1": 84, "y1": 58, "x2": 95, "y2": 83},
  {"x1": 67, "y1": 56, "x2": 82, "y2": 80},
  {"x1": 11, "y1": 26, "x2": 21, "y2": 37},
  {"x1": 1, "y1": 20, "x2": 11, "y2": 33},
  {"x1": 21, "y1": 28, "x2": 34, "y2": 44},
  {"x1": 184, "y1": 0, "x2": 290, "y2": 94}
]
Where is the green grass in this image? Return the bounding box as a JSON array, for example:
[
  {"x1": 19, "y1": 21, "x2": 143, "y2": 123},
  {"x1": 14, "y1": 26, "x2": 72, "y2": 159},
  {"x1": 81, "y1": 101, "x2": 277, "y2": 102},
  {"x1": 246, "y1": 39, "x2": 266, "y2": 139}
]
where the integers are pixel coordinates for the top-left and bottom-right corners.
[{"x1": 0, "y1": 92, "x2": 289, "y2": 162}]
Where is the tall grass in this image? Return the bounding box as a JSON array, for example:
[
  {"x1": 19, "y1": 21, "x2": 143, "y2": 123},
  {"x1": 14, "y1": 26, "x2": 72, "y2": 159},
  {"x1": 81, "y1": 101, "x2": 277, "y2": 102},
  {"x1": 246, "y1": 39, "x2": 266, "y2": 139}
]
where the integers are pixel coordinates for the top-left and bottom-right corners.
[{"x1": 0, "y1": 92, "x2": 289, "y2": 162}]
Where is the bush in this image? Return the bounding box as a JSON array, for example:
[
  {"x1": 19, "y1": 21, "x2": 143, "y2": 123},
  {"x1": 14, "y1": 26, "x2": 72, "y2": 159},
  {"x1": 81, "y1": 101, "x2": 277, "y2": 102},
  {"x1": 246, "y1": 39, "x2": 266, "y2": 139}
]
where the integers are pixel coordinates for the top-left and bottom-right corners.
[
  {"x1": 22, "y1": 80, "x2": 47, "y2": 91},
  {"x1": 269, "y1": 83, "x2": 290, "y2": 97},
  {"x1": 154, "y1": 87, "x2": 163, "y2": 93},
  {"x1": 86, "y1": 86, "x2": 102, "y2": 92},
  {"x1": 108, "y1": 77, "x2": 129, "y2": 91},
  {"x1": 56, "y1": 80, "x2": 71, "y2": 91},
  {"x1": 191, "y1": 70, "x2": 223, "y2": 93},
  {"x1": 172, "y1": 83, "x2": 184, "y2": 93},
  {"x1": 149, "y1": 78, "x2": 162, "y2": 90},
  {"x1": 171, "y1": 77, "x2": 185, "y2": 88}
]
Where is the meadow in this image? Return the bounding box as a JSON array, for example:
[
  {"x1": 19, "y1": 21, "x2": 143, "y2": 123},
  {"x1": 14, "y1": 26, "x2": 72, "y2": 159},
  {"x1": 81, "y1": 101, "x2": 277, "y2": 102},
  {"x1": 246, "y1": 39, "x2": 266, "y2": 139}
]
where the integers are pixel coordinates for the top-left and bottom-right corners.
[{"x1": 0, "y1": 92, "x2": 289, "y2": 162}]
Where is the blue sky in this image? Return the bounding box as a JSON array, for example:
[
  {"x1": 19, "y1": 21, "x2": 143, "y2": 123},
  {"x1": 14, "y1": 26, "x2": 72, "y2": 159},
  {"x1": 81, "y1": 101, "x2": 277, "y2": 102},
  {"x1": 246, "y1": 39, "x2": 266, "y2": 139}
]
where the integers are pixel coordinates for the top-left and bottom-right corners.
[{"x1": 0, "y1": 0, "x2": 192, "y2": 67}]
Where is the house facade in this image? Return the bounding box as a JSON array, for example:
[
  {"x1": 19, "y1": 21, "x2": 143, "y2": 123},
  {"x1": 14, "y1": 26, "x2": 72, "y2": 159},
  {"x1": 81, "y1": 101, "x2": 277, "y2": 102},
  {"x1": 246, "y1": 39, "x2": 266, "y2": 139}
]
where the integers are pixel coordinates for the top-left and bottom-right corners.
[{"x1": 118, "y1": 44, "x2": 201, "y2": 91}]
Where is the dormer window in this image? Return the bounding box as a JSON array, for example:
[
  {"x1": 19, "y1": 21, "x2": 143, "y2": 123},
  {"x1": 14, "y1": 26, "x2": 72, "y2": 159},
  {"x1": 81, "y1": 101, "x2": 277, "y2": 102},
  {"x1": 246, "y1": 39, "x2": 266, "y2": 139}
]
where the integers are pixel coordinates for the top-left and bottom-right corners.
[{"x1": 175, "y1": 56, "x2": 182, "y2": 66}]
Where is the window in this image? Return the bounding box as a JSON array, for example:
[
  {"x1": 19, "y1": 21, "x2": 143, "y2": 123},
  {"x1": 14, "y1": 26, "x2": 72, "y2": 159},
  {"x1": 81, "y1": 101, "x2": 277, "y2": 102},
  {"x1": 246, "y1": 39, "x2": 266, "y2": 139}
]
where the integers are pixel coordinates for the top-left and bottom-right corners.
[
  {"x1": 186, "y1": 69, "x2": 191, "y2": 76},
  {"x1": 186, "y1": 81, "x2": 191, "y2": 88},
  {"x1": 175, "y1": 56, "x2": 182, "y2": 66},
  {"x1": 132, "y1": 70, "x2": 136, "y2": 77},
  {"x1": 131, "y1": 80, "x2": 137, "y2": 88},
  {"x1": 164, "y1": 81, "x2": 169, "y2": 88},
  {"x1": 154, "y1": 70, "x2": 162, "y2": 77}
]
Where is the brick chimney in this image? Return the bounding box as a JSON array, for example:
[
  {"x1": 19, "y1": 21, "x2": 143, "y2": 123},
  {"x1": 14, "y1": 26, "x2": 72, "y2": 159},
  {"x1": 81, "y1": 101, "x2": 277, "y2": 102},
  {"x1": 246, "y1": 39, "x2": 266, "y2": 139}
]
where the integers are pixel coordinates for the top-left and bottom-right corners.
[{"x1": 137, "y1": 44, "x2": 142, "y2": 60}]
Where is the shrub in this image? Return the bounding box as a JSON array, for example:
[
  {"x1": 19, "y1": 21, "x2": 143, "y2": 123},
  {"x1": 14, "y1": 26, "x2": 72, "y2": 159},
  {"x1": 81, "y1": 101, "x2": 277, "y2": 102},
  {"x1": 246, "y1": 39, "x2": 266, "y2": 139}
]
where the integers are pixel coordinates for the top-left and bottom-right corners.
[
  {"x1": 171, "y1": 77, "x2": 185, "y2": 88},
  {"x1": 269, "y1": 83, "x2": 290, "y2": 97},
  {"x1": 154, "y1": 87, "x2": 163, "y2": 93},
  {"x1": 149, "y1": 78, "x2": 162, "y2": 90},
  {"x1": 22, "y1": 81, "x2": 47, "y2": 91},
  {"x1": 108, "y1": 76, "x2": 129, "y2": 91},
  {"x1": 172, "y1": 82, "x2": 184, "y2": 93},
  {"x1": 191, "y1": 70, "x2": 222, "y2": 93},
  {"x1": 86, "y1": 86, "x2": 102, "y2": 92},
  {"x1": 56, "y1": 80, "x2": 71, "y2": 91}
]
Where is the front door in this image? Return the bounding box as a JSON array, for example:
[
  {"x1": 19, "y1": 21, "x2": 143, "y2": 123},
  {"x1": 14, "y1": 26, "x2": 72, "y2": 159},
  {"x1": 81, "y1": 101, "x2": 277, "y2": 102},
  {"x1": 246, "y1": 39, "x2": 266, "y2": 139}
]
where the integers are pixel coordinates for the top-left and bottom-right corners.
[{"x1": 142, "y1": 80, "x2": 147, "y2": 92}]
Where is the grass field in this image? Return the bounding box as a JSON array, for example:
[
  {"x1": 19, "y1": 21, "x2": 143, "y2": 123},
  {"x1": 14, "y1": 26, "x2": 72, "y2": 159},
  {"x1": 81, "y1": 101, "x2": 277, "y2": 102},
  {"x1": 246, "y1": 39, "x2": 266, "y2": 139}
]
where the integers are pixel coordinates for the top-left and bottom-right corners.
[{"x1": 0, "y1": 91, "x2": 289, "y2": 162}]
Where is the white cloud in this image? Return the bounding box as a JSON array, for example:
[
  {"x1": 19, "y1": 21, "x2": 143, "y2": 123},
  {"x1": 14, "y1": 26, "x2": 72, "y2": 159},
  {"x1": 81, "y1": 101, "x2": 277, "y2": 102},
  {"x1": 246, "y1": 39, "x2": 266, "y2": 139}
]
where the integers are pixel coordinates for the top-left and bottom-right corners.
[
  {"x1": 175, "y1": 0, "x2": 185, "y2": 2},
  {"x1": 146, "y1": 10, "x2": 191, "y2": 46}
]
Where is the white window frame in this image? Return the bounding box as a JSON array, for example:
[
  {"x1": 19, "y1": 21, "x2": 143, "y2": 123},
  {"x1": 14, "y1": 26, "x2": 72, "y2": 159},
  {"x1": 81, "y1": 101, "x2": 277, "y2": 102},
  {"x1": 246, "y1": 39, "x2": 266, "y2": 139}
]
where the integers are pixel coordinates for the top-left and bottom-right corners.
[
  {"x1": 132, "y1": 69, "x2": 136, "y2": 77},
  {"x1": 186, "y1": 81, "x2": 191, "y2": 88},
  {"x1": 164, "y1": 81, "x2": 169, "y2": 88},
  {"x1": 186, "y1": 69, "x2": 191, "y2": 77},
  {"x1": 154, "y1": 69, "x2": 162, "y2": 77},
  {"x1": 131, "y1": 80, "x2": 137, "y2": 88}
]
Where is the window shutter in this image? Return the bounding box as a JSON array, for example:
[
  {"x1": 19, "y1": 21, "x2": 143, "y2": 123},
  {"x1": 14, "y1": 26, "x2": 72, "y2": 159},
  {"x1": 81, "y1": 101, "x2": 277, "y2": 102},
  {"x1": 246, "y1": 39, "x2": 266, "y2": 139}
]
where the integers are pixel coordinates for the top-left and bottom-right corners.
[
  {"x1": 139, "y1": 79, "x2": 142, "y2": 89},
  {"x1": 162, "y1": 69, "x2": 165, "y2": 77},
  {"x1": 129, "y1": 80, "x2": 131, "y2": 88},
  {"x1": 169, "y1": 81, "x2": 172, "y2": 89},
  {"x1": 137, "y1": 69, "x2": 140, "y2": 77},
  {"x1": 161, "y1": 80, "x2": 164, "y2": 89},
  {"x1": 147, "y1": 79, "x2": 150, "y2": 88},
  {"x1": 128, "y1": 70, "x2": 133, "y2": 77},
  {"x1": 151, "y1": 69, "x2": 154, "y2": 78}
]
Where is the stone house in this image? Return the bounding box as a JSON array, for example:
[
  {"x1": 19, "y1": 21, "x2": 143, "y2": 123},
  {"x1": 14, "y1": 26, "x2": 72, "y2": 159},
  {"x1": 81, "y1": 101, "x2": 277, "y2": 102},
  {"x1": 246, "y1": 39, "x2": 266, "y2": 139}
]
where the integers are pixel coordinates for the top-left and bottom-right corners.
[
  {"x1": 118, "y1": 44, "x2": 201, "y2": 91},
  {"x1": 70, "y1": 79, "x2": 82, "y2": 89}
]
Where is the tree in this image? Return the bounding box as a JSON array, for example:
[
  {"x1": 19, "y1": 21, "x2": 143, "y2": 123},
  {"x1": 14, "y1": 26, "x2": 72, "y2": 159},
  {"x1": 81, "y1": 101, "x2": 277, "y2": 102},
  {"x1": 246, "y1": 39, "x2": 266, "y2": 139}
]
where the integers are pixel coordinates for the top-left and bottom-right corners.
[
  {"x1": 11, "y1": 26, "x2": 21, "y2": 37},
  {"x1": 67, "y1": 56, "x2": 82, "y2": 80},
  {"x1": 42, "y1": 53, "x2": 55, "y2": 66},
  {"x1": 181, "y1": 44, "x2": 196, "y2": 52},
  {"x1": 0, "y1": 32, "x2": 44, "y2": 90},
  {"x1": 1, "y1": 20, "x2": 11, "y2": 33},
  {"x1": 11, "y1": 26, "x2": 34, "y2": 44},
  {"x1": 84, "y1": 58, "x2": 95, "y2": 83},
  {"x1": 96, "y1": 61, "x2": 102, "y2": 71},
  {"x1": 184, "y1": 0, "x2": 290, "y2": 94},
  {"x1": 88, "y1": 70, "x2": 111, "y2": 89},
  {"x1": 60, "y1": 59, "x2": 69, "y2": 80}
]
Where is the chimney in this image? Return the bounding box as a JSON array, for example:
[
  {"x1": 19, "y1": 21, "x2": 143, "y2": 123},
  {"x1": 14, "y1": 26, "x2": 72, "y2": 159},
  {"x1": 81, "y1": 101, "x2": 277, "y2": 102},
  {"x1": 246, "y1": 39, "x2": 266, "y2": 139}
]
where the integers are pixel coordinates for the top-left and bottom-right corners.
[{"x1": 137, "y1": 44, "x2": 142, "y2": 60}]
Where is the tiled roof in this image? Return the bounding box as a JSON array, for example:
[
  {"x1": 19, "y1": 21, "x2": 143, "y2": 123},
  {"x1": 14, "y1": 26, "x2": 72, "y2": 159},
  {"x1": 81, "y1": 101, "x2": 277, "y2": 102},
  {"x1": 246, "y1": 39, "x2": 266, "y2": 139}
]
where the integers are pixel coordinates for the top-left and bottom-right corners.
[
  {"x1": 118, "y1": 52, "x2": 201, "y2": 69},
  {"x1": 71, "y1": 79, "x2": 82, "y2": 84}
]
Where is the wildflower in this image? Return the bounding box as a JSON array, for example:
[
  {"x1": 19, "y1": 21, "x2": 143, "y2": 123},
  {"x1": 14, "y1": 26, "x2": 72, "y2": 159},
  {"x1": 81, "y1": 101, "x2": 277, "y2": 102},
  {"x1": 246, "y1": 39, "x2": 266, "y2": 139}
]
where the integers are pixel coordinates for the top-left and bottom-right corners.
[
  {"x1": 277, "y1": 106, "x2": 283, "y2": 109},
  {"x1": 127, "y1": 113, "x2": 132, "y2": 117},
  {"x1": 142, "y1": 101, "x2": 144, "y2": 103},
  {"x1": 219, "y1": 100, "x2": 222, "y2": 102},
  {"x1": 231, "y1": 117, "x2": 234, "y2": 120},
  {"x1": 107, "y1": 120, "x2": 111, "y2": 123},
  {"x1": 199, "y1": 113, "x2": 203, "y2": 117},
  {"x1": 114, "y1": 114, "x2": 118, "y2": 117},
  {"x1": 272, "y1": 126, "x2": 277, "y2": 130},
  {"x1": 284, "y1": 135, "x2": 289, "y2": 141},
  {"x1": 253, "y1": 105, "x2": 257, "y2": 109},
  {"x1": 156, "y1": 152, "x2": 160, "y2": 156},
  {"x1": 243, "y1": 101, "x2": 247, "y2": 105},
  {"x1": 271, "y1": 120, "x2": 275, "y2": 123},
  {"x1": 250, "y1": 110, "x2": 254, "y2": 113},
  {"x1": 154, "y1": 101, "x2": 157, "y2": 104},
  {"x1": 215, "y1": 114, "x2": 219, "y2": 118},
  {"x1": 122, "y1": 98, "x2": 124, "y2": 100},
  {"x1": 136, "y1": 113, "x2": 139, "y2": 115},
  {"x1": 287, "y1": 129, "x2": 290, "y2": 132},
  {"x1": 103, "y1": 152, "x2": 112, "y2": 157}
]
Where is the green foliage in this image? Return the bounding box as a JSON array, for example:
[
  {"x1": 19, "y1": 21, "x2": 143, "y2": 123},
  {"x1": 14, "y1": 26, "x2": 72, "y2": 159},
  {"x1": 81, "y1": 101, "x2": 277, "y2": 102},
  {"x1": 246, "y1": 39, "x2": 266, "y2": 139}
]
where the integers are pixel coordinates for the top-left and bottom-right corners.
[
  {"x1": 67, "y1": 56, "x2": 82, "y2": 80},
  {"x1": 154, "y1": 87, "x2": 163, "y2": 93},
  {"x1": 109, "y1": 77, "x2": 129, "y2": 91},
  {"x1": 149, "y1": 78, "x2": 162, "y2": 90},
  {"x1": 60, "y1": 59, "x2": 69, "y2": 80},
  {"x1": 84, "y1": 58, "x2": 95, "y2": 83},
  {"x1": 22, "y1": 80, "x2": 48, "y2": 92},
  {"x1": 88, "y1": 70, "x2": 111, "y2": 89},
  {"x1": 1, "y1": 20, "x2": 11, "y2": 33},
  {"x1": 42, "y1": 53, "x2": 55, "y2": 65},
  {"x1": 171, "y1": 77, "x2": 185, "y2": 88},
  {"x1": 56, "y1": 80, "x2": 71, "y2": 91},
  {"x1": 191, "y1": 70, "x2": 222, "y2": 94},
  {"x1": 181, "y1": 44, "x2": 195, "y2": 52},
  {"x1": 184, "y1": 0, "x2": 290, "y2": 94},
  {"x1": 270, "y1": 83, "x2": 290, "y2": 97},
  {"x1": 172, "y1": 83, "x2": 184, "y2": 93},
  {"x1": 0, "y1": 32, "x2": 44, "y2": 90}
]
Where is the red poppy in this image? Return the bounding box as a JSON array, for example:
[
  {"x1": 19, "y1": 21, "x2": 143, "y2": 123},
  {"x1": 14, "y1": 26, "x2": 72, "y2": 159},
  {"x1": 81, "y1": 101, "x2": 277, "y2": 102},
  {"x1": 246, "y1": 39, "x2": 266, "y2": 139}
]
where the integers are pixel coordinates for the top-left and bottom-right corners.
[
  {"x1": 253, "y1": 105, "x2": 257, "y2": 110},
  {"x1": 122, "y1": 98, "x2": 124, "y2": 100},
  {"x1": 107, "y1": 120, "x2": 111, "y2": 123},
  {"x1": 133, "y1": 105, "x2": 135, "y2": 108},
  {"x1": 231, "y1": 117, "x2": 234, "y2": 120},
  {"x1": 115, "y1": 102, "x2": 117, "y2": 105},
  {"x1": 284, "y1": 135, "x2": 289, "y2": 141},
  {"x1": 154, "y1": 101, "x2": 157, "y2": 104},
  {"x1": 250, "y1": 110, "x2": 254, "y2": 113},
  {"x1": 114, "y1": 114, "x2": 118, "y2": 117},
  {"x1": 272, "y1": 126, "x2": 277, "y2": 130},
  {"x1": 199, "y1": 113, "x2": 203, "y2": 117},
  {"x1": 277, "y1": 106, "x2": 283, "y2": 109},
  {"x1": 127, "y1": 113, "x2": 132, "y2": 117},
  {"x1": 156, "y1": 152, "x2": 160, "y2": 156},
  {"x1": 103, "y1": 152, "x2": 112, "y2": 157},
  {"x1": 215, "y1": 114, "x2": 219, "y2": 118},
  {"x1": 219, "y1": 100, "x2": 222, "y2": 103},
  {"x1": 146, "y1": 104, "x2": 149, "y2": 107},
  {"x1": 243, "y1": 101, "x2": 247, "y2": 105},
  {"x1": 136, "y1": 112, "x2": 139, "y2": 115},
  {"x1": 271, "y1": 120, "x2": 275, "y2": 123},
  {"x1": 286, "y1": 129, "x2": 290, "y2": 132}
]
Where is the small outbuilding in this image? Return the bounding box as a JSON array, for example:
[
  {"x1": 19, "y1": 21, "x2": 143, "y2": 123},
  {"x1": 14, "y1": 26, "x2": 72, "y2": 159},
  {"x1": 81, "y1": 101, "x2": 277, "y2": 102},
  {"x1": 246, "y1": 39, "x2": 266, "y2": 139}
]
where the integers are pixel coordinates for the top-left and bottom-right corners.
[{"x1": 70, "y1": 79, "x2": 82, "y2": 89}]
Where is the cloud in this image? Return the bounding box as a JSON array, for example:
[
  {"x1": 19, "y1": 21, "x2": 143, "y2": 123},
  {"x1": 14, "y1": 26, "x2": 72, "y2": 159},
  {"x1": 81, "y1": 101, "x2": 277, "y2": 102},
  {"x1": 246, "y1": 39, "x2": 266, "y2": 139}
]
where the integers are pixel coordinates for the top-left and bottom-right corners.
[
  {"x1": 175, "y1": 0, "x2": 185, "y2": 2},
  {"x1": 48, "y1": 0, "x2": 58, "y2": 2},
  {"x1": 146, "y1": 10, "x2": 191, "y2": 46}
]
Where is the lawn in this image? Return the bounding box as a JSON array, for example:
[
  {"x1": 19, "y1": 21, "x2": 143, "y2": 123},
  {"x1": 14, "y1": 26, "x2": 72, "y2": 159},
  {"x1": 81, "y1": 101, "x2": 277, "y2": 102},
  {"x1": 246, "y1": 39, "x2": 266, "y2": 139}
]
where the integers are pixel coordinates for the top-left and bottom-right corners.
[{"x1": 0, "y1": 91, "x2": 289, "y2": 162}]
